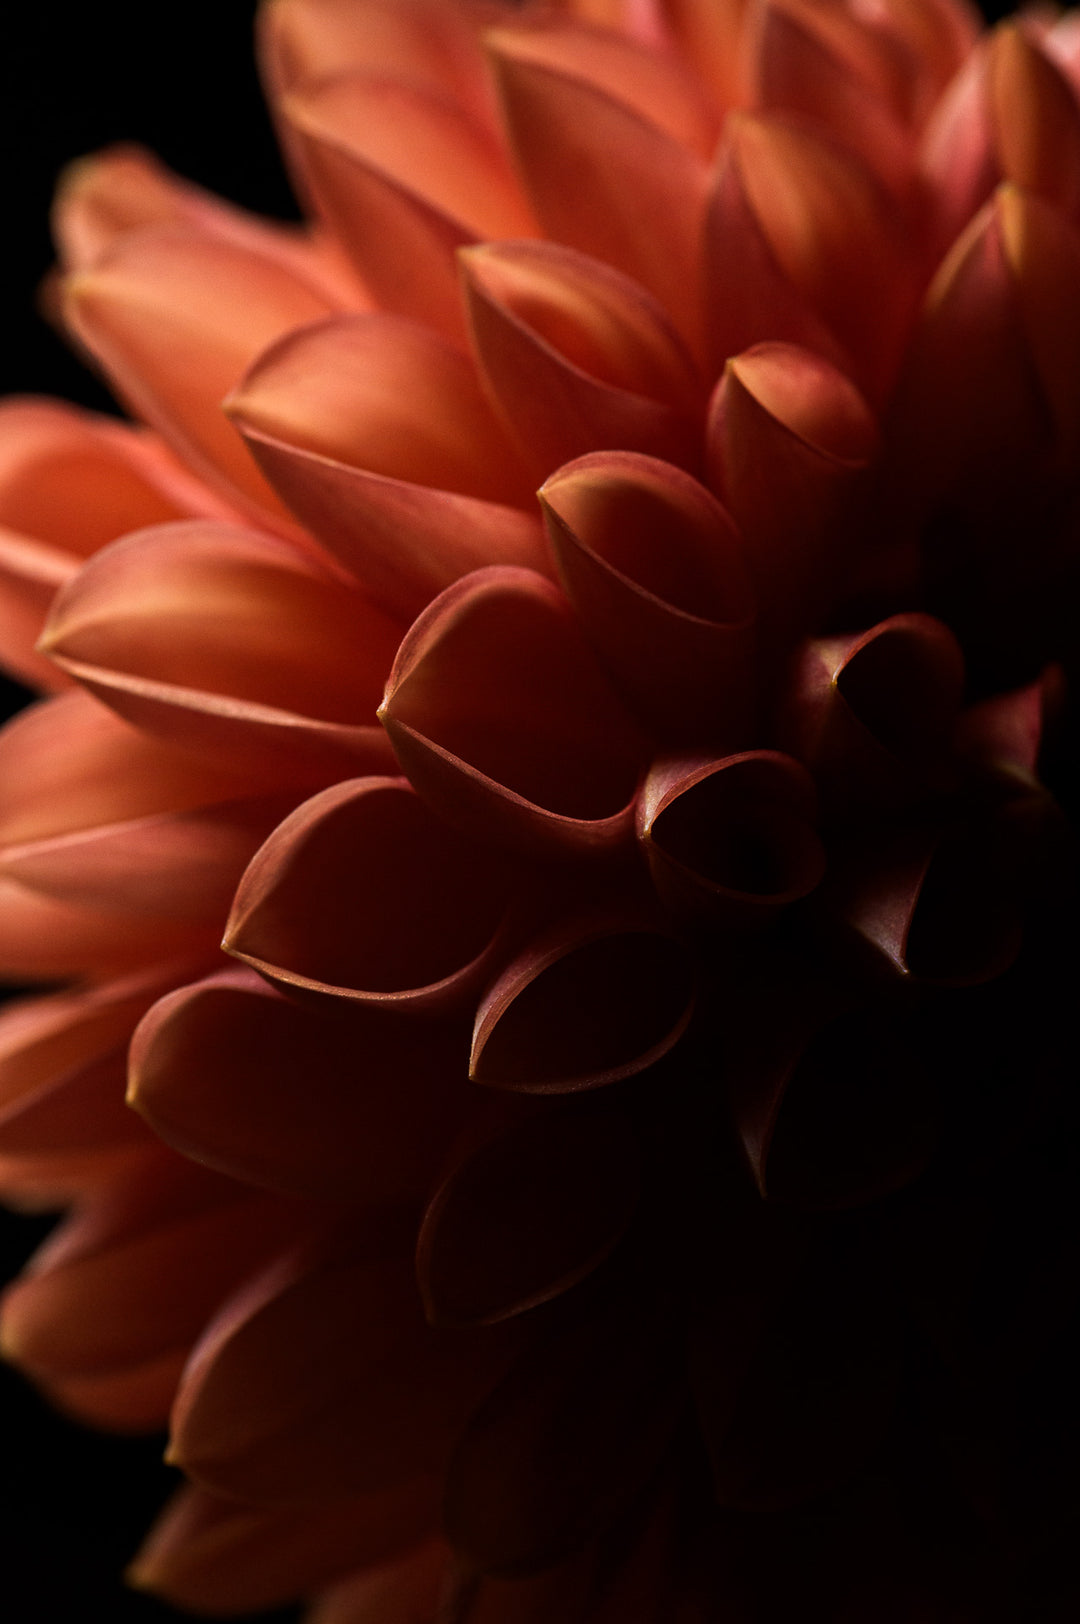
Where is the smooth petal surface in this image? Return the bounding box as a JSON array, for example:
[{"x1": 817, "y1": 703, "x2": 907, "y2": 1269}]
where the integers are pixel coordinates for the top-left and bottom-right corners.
[
  {"x1": 129, "y1": 967, "x2": 474, "y2": 1201},
  {"x1": 379, "y1": 567, "x2": 646, "y2": 859},
  {"x1": 224, "y1": 778, "x2": 513, "y2": 1013},
  {"x1": 0, "y1": 524, "x2": 76, "y2": 690},
  {"x1": 540, "y1": 453, "x2": 755, "y2": 744},
  {"x1": 989, "y1": 24, "x2": 1080, "y2": 218}
]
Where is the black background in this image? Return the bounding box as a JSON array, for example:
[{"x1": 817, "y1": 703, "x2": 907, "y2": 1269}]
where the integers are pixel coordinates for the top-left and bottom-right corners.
[{"x1": 0, "y1": 1, "x2": 1030, "y2": 1620}]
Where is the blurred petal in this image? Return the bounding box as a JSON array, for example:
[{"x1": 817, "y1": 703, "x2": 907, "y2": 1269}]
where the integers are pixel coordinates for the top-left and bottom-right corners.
[
  {"x1": 303, "y1": 1542, "x2": 447, "y2": 1624},
  {"x1": 989, "y1": 23, "x2": 1080, "y2": 218},
  {"x1": 0, "y1": 523, "x2": 76, "y2": 690}
]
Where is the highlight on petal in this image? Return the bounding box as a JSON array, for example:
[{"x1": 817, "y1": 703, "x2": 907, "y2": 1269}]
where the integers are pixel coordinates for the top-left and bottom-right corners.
[
  {"x1": 226, "y1": 312, "x2": 534, "y2": 509},
  {"x1": 129, "y1": 967, "x2": 474, "y2": 1202},
  {"x1": 461, "y1": 240, "x2": 703, "y2": 476},
  {"x1": 539, "y1": 452, "x2": 756, "y2": 744},
  {"x1": 917, "y1": 38, "x2": 996, "y2": 262},
  {"x1": 637, "y1": 751, "x2": 824, "y2": 927},
  {"x1": 224, "y1": 777, "x2": 514, "y2": 1013},
  {"x1": 61, "y1": 227, "x2": 339, "y2": 521},
  {"x1": 470, "y1": 913, "x2": 695, "y2": 1093},
  {"x1": 416, "y1": 1106, "x2": 640, "y2": 1325},
  {"x1": 39, "y1": 522, "x2": 402, "y2": 779},
  {"x1": 989, "y1": 23, "x2": 1080, "y2": 218},
  {"x1": 379, "y1": 567, "x2": 647, "y2": 859}
]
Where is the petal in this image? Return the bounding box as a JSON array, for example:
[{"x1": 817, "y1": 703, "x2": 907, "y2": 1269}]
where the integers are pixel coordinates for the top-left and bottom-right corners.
[
  {"x1": 0, "y1": 524, "x2": 76, "y2": 690},
  {"x1": 303, "y1": 1542, "x2": 447, "y2": 1624},
  {"x1": 226, "y1": 312, "x2": 535, "y2": 508},
  {"x1": 917, "y1": 40, "x2": 996, "y2": 262},
  {"x1": 989, "y1": 23, "x2": 1080, "y2": 218},
  {"x1": 416, "y1": 1105, "x2": 640, "y2": 1325},
  {"x1": 470, "y1": 914, "x2": 695, "y2": 1093},
  {"x1": 224, "y1": 778, "x2": 513, "y2": 1014},
  {"x1": 637, "y1": 750, "x2": 824, "y2": 926},
  {"x1": 129, "y1": 967, "x2": 475, "y2": 1201},
  {"x1": 379, "y1": 567, "x2": 647, "y2": 859},
  {"x1": 539, "y1": 452, "x2": 755, "y2": 744},
  {"x1": 61, "y1": 227, "x2": 339, "y2": 522},
  {"x1": 461, "y1": 240, "x2": 703, "y2": 477},
  {"x1": 486, "y1": 25, "x2": 710, "y2": 349},
  {"x1": 39, "y1": 522, "x2": 401, "y2": 780},
  {"x1": 0, "y1": 876, "x2": 216, "y2": 982}
]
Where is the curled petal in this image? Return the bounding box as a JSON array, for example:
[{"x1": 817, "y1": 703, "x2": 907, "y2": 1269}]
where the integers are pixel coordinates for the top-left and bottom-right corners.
[
  {"x1": 61, "y1": 228, "x2": 339, "y2": 522},
  {"x1": 379, "y1": 567, "x2": 646, "y2": 859},
  {"x1": 39, "y1": 522, "x2": 401, "y2": 779},
  {"x1": 470, "y1": 914, "x2": 695, "y2": 1093},
  {"x1": 638, "y1": 751, "x2": 824, "y2": 927},
  {"x1": 129, "y1": 967, "x2": 474, "y2": 1201},
  {"x1": 416, "y1": 1106, "x2": 640, "y2": 1325},
  {"x1": 487, "y1": 26, "x2": 710, "y2": 349},
  {"x1": 128, "y1": 1480, "x2": 441, "y2": 1618},
  {"x1": 241, "y1": 428, "x2": 549, "y2": 624},
  {"x1": 989, "y1": 24, "x2": 1080, "y2": 218},
  {"x1": 461, "y1": 240, "x2": 703, "y2": 477},
  {"x1": 226, "y1": 312, "x2": 534, "y2": 508},
  {"x1": 540, "y1": 452, "x2": 755, "y2": 744},
  {"x1": 224, "y1": 778, "x2": 513, "y2": 1014},
  {"x1": 956, "y1": 666, "x2": 1063, "y2": 778}
]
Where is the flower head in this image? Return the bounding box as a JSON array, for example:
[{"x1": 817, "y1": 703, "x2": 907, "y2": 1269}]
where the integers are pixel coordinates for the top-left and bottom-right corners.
[{"x1": 1, "y1": 2, "x2": 1079, "y2": 1620}]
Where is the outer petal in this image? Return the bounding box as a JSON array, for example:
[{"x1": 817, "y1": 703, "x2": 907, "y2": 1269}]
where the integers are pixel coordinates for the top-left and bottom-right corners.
[
  {"x1": 0, "y1": 877, "x2": 216, "y2": 982},
  {"x1": 379, "y1": 567, "x2": 647, "y2": 859},
  {"x1": 539, "y1": 452, "x2": 755, "y2": 744},
  {"x1": 129, "y1": 967, "x2": 475, "y2": 1202},
  {"x1": 223, "y1": 778, "x2": 513, "y2": 1014}
]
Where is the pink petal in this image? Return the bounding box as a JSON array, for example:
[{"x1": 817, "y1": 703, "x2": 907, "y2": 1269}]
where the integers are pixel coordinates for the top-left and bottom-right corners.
[
  {"x1": 539, "y1": 452, "x2": 755, "y2": 744},
  {"x1": 129, "y1": 967, "x2": 476, "y2": 1201},
  {"x1": 917, "y1": 39, "x2": 997, "y2": 263},
  {"x1": 380, "y1": 567, "x2": 647, "y2": 858},
  {"x1": 638, "y1": 750, "x2": 824, "y2": 926},
  {"x1": 224, "y1": 777, "x2": 513, "y2": 1014},
  {"x1": 416, "y1": 1106, "x2": 640, "y2": 1325},
  {"x1": 226, "y1": 312, "x2": 535, "y2": 508},
  {"x1": 461, "y1": 240, "x2": 703, "y2": 478}
]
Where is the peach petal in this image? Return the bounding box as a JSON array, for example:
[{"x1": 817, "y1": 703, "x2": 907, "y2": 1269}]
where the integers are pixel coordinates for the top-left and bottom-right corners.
[
  {"x1": 706, "y1": 343, "x2": 879, "y2": 648},
  {"x1": 416, "y1": 1106, "x2": 640, "y2": 1326},
  {"x1": 989, "y1": 24, "x2": 1080, "y2": 218},
  {"x1": 657, "y1": 0, "x2": 756, "y2": 109},
  {"x1": 470, "y1": 914, "x2": 695, "y2": 1093},
  {"x1": 224, "y1": 778, "x2": 513, "y2": 1014},
  {"x1": 539, "y1": 452, "x2": 755, "y2": 744},
  {"x1": 39, "y1": 522, "x2": 401, "y2": 780},
  {"x1": 0, "y1": 876, "x2": 216, "y2": 982},
  {"x1": 241, "y1": 427, "x2": 549, "y2": 623},
  {"x1": 380, "y1": 567, "x2": 646, "y2": 858},
  {"x1": 61, "y1": 227, "x2": 339, "y2": 522},
  {"x1": 638, "y1": 750, "x2": 824, "y2": 927},
  {"x1": 303, "y1": 1542, "x2": 448, "y2": 1624},
  {"x1": 129, "y1": 967, "x2": 474, "y2": 1201},
  {"x1": 42, "y1": 1347, "x2": 192, "y2": 1433},
  {"x1": 487, "y1": 28, "x2": 710, "y2": 349},
  {"x1": 461, "y1": 240, "x2": 703, "y2": 478},
  {"x1": 0, "y1": 523, "x2": 76, "y2": 690},
  {"x1": 226, "y1": 312, "x2": 534, "y2": 508},
  {"x1": 169, "y1": 1243, "x2": 524, "y2": 1504},
  {"x1": 128, "y1": 1480, "x2": 441, "y2": 1617}
]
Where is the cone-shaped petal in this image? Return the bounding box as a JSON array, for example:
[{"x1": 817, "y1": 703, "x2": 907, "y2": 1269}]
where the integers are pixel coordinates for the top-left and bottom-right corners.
[
  {"x1": 39, "y1": 522, "x2": 401, "y2": 779},
  {"x1": 379, "y1": 567, "x2": 646, "y2": 859},
  {"x1": 224, "y1": 778, "x2": 513, "y2": 1013},
  {"x1": 61, "y1": 228, "x2": 339, "y2": 522},
  {"x1": 129, "y1": 967, "x2": 474, "y2": 1201},
  {"x1": 461, "y1": 241, "x2": 702, "y2": 477},
  {"x1": 540, "y1": 453, "x2": 755, "y2": 744},
  {"x1": 989, "y1": 24, "x2": 1080, "y2": 218},
  {"x1": 638, "y1": 751, "x2": 824, "y2": 926},
  {"x1": 487, "y1": 27, "x2": 710, "y2": 348},
  {"x1": 416, "y1": 1106, "x2": 640, "y2": 1325},
  {"x1": 128, "y1": 1480, "x2": 441, "y2": 1618},
  {"x1": 169, "y1": 1242, "x2": 524, "y2": 1504},
  {"x1": 470, "y1": 913, "x2": 695, "y2": 1092},
  {"x1": 226, "y1": 312, "x2": 534, "y2": 508}
]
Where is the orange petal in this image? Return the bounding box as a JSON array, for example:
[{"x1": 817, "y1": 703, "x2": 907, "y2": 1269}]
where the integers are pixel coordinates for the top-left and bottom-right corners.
[
  {"x1": 0, "y1": 524, "x2": 76, "y2": 690},
  {"x1": 487, "y1": 26, "x2": 710, "y2": 350},
  {"x1": 461, "y1": 240, "x2": 703, "y2": 478},
  {"x1": 128, "y1": 1480, "x2": 441, "y2": 1617},
  {"x1": 637, "y1": 750, "x2": 824, "y2": 927},
  {"x1": 224, "y1": 778, "x2": 513, "y2": 1014},
  {"x1": 998, "y1": 182, "x2": 1080, "y2": 466},
  {"x1": 302, "y1": 1541, "x2": 448, "y2": 1624},
  {"x1": 226, "y1": 312, "x2": 534, "y2": 508},
  {"x1": 61, "y1": 226, "x2": 339, "y2": 522},
  {"x1": 917, "y1": 40, "x2": 996, "y2": 263},
  {"x1": 0, "y1": 876, "x2": 216, "y2": 982},
  {"x1": 657, "y1": 0, "x2": 757, "y2": 109},
  {"x1": 43, "y1": 1347, "x2": 192, "y2": 1433},
  {"x1": 417, "y1": 1104, "x2": 639, "y2": 1326},
  {"x1": 379, "y1": 567, "x2": 646, "y2": 859},
  {"x1": 539, "y1": 452, "x2": 755, "y2": 744},
  {"x1": 470, "y1": 913, "x2": 695, "y2": 1093},
  {"x1": 989, "y1": 23, "x2": 1080, "y2": 218},
  {"x1": 129, "y1": 967, "x2": 474, "y2": 1201},
  {"x1": 39, "y1": 522, "x2": 401, "y2": 780}
]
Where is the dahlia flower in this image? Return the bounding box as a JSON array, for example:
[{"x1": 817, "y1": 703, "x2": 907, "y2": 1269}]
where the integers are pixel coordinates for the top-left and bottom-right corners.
[{"x1": 1, "y1": 0, "x2": 1079, "y2": 1619}]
